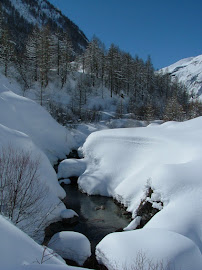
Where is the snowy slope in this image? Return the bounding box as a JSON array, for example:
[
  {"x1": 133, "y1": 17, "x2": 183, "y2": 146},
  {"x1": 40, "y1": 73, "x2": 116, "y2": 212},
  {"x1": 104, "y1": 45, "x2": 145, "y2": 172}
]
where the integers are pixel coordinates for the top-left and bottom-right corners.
[
  {"x1": 0, "y1": 215, "x2": 90, "y2": 270},
  {"x1": 78, "y1": 117, "x2": 202, "y2": 265},
  {"x1": 0, "y1": 76, "x2": 76, "y2": 164},
  {"x1": 0, "y1": 215, "x2": 65, "y2": 267},
  {"x1": 0, "y1": 74, "x2": 79, "y2": 241},
  {"x1": 2, "y1": 0, "x2": 88, "y2": 54},
  {"x1": 161, "y1": 54, "x2": 202, "y2": 98},
  {"x1": 0, "y1": 122, "x2": 66, "y2": 240}
]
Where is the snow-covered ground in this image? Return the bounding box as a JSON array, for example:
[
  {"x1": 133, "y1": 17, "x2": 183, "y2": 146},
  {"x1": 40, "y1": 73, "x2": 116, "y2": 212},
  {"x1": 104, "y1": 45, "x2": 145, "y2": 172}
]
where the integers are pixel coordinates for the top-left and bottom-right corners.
[
  {"x1": 0, "y1": 122, "x2": 66, "y2": 238},
  {"x1": 1, "y1": 70, "x2": 202, "y2": 268},
  {"x1": 0, "y1": 75, "x2": 78, "y2": 241},
  {"x1": 0, "y1": 74, "x2": 76, "y2": 164},
  {"x1": 96, "y1": 228, "x2": 202, "y2": 270},
  {"x1": 0, "y1": 216, "x2": 90, "y2": 269},
  {"x1": 0, "y1": 215, "x2": 65, "y2": 267},
  {"x1": 0, "y1": 73, "x2": 92, "y2": 269},
  {"x1": 78, "y1": 117, "x2": 202, "y2": 268}
]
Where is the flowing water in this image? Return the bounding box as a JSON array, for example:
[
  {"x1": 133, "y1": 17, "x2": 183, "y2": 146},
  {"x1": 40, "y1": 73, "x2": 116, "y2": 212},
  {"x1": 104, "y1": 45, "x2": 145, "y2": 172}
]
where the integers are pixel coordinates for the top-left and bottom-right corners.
[{"x1": 62, "y1": 184, "x2": 131, "y2": 251}]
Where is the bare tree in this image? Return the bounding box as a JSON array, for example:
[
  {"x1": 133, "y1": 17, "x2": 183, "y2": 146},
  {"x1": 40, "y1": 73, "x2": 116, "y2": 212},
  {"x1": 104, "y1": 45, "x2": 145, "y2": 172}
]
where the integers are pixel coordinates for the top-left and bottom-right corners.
[{"x1": 0, "y1": 145, "x2": 47, "y2": 232}]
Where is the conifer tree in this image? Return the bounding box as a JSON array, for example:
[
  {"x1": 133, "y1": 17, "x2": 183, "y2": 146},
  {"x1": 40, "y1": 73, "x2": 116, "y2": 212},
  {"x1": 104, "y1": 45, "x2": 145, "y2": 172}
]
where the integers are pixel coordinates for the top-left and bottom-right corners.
[
  {"x1": 0, "y1": 9, "x2": 15, "y2": 77},
  {"x1": 164, "y1": 95, "x2": 185, "y2": 121}
]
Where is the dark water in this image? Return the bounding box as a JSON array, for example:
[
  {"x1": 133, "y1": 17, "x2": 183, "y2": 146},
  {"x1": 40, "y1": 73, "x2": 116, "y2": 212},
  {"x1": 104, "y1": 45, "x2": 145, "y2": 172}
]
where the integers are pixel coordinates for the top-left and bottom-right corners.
[{"x1": 62, "y1": 184, "x2": 131, "y2": 251}]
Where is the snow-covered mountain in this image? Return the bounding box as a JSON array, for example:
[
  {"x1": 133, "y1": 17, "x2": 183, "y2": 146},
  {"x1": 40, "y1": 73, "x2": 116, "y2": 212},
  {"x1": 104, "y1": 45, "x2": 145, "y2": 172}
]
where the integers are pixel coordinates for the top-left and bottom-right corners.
[
  {"x1": 160, "y1": 54, "x2": 202, "y2": 99},
  {"x1": 0, "y1": 0, "x2": 88, "y2": 53}
]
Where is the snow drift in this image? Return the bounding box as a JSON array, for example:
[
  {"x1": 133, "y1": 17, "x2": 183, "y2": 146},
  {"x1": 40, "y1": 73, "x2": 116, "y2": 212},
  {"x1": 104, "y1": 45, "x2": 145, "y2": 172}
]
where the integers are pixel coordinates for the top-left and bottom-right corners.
[
  {"x1": 0, "y1": 82, "x2": 75, "y2": 164},
  {"x1": 96, "y1": 228, "x2": 202, "y2": 270},
  {"x1": 78, "y1": 117, "x2": 202, "y2": 267}
]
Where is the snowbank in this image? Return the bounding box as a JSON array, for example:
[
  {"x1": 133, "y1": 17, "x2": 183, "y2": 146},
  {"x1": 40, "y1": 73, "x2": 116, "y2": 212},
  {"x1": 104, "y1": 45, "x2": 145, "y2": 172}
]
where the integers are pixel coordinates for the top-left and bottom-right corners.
[
  {"x1": 58, "y1": 159, "x2": 86, "y2": 179},
  {"x1": 0, "y1": 215, "x2": 65, "y2": 267},
  {"x1": 0, "y1": 123, "x2": 66, "y2": 240},
  {"x1": 78, "y1": 117, "x2": 202, "y2": 254},
  {"x1": 48, "y1": 232, "x2": 91, "y2": 266},
  {"x1": 96, "y1": 228, "x2": 202, "y2": 270},
  {"x1": 0, "y1": 215, "x2": 90, "y2": 270},
  {"x1": 0, "y1": 84, "x2": 75, "y2": 164}
]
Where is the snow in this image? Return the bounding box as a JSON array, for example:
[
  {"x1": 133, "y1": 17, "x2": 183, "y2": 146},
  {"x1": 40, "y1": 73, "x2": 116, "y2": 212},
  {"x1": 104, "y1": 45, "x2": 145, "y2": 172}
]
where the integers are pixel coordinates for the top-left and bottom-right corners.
[
  {"x1": 96, "y1": 228, "x2": 202, "y2": 270},
  {"x1": 48, "y1": 232, "x2": 91, "y2": 266},
  {"x1": 7, "y1": 0, "x2": 67, "y2": 30},
  {"x1": 59, "y1": 179, "x2": 71, "y2": 185},
  {"x1": 8, "y1": 266, "x2": 92, "y2": 270},
  {"x1": 0, "y1": 215, "x2": 66, "y2": 268},
  {"x1": 78, "y1": 117, "x2": 202, "y2": 257},
  {"x1": 0, "y1": 216, "x2": 89, "y2": 269},
  {"x1": 123, "y1": 216, "x2": 141, "y2": 231},
  {"x1": 4, "y1": 266, "x2": 91, "y2": 270},
  {"x1": 0, "y1": 75, "x2": 79, "y2": 241},
  {"x1": 0, "y1": 122, "x2": 66, "y2": 240},
  {"x1": 60, "y1": 209, "x2": 79, "y2": 219},
  {"x1": 161, "y1": 54, "x2": 202, "y2": 98},
  {"x1": 0, "y1": 80, "x2": 76, "y2": 164},
  {"x1": 57, "y1": 159, "x2": 86, "y2": 179}
]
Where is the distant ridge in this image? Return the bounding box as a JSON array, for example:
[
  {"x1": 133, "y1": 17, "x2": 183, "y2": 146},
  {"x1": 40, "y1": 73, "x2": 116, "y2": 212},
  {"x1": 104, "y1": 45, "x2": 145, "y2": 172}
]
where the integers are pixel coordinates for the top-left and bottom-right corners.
[
  {"x1": 160, "y1": 54, "x2": 202, "y2": 99},
  {"x1": 0, "y1": 0, "x2": 88, "y2": 54}
]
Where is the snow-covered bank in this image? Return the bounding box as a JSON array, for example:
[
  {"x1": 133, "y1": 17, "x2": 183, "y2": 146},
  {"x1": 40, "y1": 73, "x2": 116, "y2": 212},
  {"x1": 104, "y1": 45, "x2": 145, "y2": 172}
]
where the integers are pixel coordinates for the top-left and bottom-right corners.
[
  {"x1": 0, "y1": 215, "x2": 91, "y2": 270},
  {"x1": 0, "y1": 215, "x2": 65, "y2": 267},
  {"x1": 0, "y1": 122, "x2": 66, "y2": 241},
  {"x1": 0, "y1": 75, "x2": 91, "y2": 270},
  {"x1": 0, "y1": 79, "x2": 75, "y2": 164},
  {"x1": 0, "y1": 78, "x2": 77, "y2": 241},
  {"x1": 96, "y1": 228, "x2": 202, "y2": 270},
  {"x1": 78, "y1": 117, "x2": 202, "y2": 267}
]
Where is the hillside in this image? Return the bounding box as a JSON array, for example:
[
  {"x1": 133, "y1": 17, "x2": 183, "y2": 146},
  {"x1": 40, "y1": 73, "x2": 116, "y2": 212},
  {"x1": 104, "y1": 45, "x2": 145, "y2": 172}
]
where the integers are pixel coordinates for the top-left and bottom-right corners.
[
  {"x1": 160, "y1": 54, "x2": 202, "y2": 99},
  {"x1": 0, "y1": 0, "x2": 88, "y2": 54}
]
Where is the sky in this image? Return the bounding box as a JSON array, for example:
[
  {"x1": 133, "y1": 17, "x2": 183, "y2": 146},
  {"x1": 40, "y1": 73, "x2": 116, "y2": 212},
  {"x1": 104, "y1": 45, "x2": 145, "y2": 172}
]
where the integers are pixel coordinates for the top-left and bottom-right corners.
[{"x1": 48, "y1": 0, "x2": 202, "y2": 69}]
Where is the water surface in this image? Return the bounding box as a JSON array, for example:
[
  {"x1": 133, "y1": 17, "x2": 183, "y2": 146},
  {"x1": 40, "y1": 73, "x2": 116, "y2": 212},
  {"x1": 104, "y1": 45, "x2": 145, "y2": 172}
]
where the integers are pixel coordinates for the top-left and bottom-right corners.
[{"x1": 63, "y1": 184, "x2": 131, "y2": 251}]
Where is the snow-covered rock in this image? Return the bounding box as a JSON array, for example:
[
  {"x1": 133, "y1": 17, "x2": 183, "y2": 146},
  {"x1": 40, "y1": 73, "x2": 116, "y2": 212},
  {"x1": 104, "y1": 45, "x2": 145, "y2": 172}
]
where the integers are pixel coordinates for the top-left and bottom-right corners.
[
  {"x1": 48, "y1": 232, "x2": 91, "y2": 266},
  {"x1": 96, "y1": 228, "x2": 202, "y2": 270},
  {"x1": 58, "y1": 159, "x2": 86, "y2": 179},
  {"x1": 79, "y1": 117, "x2": 202, "y2": 254},
  {"x1": 59, "y1": 179, "x2": 71, "y2": 185},
  {"x1": 123, "y1": 216, "x2": 141, "y2": 231},
  {"x1": 60, "y1": 210, "x2": 79, "y2": 219},
  {"x1": 60, "y1": 209, "x2": 79, "y2": 224},
  {"x1": 160, "y1": 54, "x2": 202, "y2": 99}
]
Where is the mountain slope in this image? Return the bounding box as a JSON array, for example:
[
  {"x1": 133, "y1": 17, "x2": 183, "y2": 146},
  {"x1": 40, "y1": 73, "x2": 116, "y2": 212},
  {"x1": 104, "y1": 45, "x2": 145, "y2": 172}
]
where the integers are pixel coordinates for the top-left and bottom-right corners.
[
  {"x1": 160, "y1": 54, "x2": 202, "y2": 99},
  {"x1": 0, "y1": 0, "x2": 88, "y2": 53}
]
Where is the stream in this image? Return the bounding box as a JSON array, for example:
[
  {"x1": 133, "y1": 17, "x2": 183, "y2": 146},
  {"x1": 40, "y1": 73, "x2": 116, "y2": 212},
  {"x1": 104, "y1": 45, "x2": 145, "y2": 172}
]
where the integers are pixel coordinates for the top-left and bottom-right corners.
[
  {"x1": 62, "y1": 183, "x2": 131, "y2": 251},
  {"x1": 44, "y1": 154, "x2": 132, "y2": 268}
]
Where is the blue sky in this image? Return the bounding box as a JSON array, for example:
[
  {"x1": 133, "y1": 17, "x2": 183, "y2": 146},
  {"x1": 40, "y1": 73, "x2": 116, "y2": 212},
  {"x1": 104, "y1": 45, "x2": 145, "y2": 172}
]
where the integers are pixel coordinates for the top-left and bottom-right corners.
[{"x1": 48, "y1": 0, "x2": 202, "y2": 69}]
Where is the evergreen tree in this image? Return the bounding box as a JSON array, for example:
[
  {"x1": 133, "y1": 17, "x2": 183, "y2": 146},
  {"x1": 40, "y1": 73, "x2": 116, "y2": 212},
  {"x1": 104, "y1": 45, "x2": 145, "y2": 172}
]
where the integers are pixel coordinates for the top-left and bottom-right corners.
[
  {"x1": 0, "y1": 8, "x2": 15, "y2": 77},
  {"x1": 164, "y1": 96, "x2": 185, "y2": 121}
]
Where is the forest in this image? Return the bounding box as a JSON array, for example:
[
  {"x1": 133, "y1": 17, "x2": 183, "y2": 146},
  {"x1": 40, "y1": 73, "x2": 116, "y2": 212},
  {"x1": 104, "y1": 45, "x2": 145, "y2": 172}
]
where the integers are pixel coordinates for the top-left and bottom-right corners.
[{"x1": 0, "y1": 3, "x2": 201, "y2": 124}]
